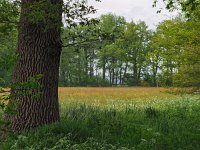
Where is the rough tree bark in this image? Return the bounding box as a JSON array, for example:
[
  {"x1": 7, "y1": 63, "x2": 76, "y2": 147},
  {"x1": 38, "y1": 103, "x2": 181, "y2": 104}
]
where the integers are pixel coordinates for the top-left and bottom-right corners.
[{"x1": 8, "y1": 0, "x2": 63, "y2": 132}]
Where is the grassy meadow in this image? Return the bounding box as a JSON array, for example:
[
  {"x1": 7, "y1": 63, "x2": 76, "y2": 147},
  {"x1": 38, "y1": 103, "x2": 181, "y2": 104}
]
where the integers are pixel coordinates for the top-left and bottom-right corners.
[
  {"x1": 1, "y1": 87, "x2": 200, "y2": 150},
  {"x1": 59, "y1": 87, "x2": 176, "y2": 105}
]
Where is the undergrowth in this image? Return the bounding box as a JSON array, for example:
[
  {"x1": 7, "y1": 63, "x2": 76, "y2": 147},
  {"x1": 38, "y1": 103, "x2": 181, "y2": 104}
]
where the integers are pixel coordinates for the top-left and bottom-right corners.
[{"x1": 0, "y1": 94, "x2": 200, "y2": 150}]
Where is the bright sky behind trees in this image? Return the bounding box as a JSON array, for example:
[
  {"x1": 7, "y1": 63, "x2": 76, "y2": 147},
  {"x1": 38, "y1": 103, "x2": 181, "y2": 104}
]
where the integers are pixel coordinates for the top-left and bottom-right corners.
[{"x1": 88, "y1": 0, "x2": 178, "y2": 29}]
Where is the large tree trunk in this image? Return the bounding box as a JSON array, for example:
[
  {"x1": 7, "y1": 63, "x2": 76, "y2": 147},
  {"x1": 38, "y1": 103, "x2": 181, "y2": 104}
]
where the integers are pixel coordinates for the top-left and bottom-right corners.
[{"x1": 8, "y1": 0, "x2": 63, "y2": 132}]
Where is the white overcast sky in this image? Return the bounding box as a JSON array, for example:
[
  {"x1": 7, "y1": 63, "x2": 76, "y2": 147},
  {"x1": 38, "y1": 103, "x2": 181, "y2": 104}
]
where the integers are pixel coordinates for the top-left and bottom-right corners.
[{"x1": 88, "y1": 0, "x2": 178, "y2": 29}]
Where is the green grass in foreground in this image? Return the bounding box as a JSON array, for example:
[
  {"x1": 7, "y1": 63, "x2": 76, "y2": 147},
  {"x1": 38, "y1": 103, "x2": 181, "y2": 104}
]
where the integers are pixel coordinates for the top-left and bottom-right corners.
[{"x1": 0, "y1": 94, "x2": 200, "y2": 150}]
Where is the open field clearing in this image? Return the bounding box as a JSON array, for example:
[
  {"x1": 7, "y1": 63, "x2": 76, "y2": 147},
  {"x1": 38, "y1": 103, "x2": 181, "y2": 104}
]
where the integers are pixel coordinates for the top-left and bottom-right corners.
[
  {"x1": 59, "y1": 87, "x2": 178, "y2": 108},
  {"x1": 1, "y1": 87, "x2": 200, "y2": 150}
]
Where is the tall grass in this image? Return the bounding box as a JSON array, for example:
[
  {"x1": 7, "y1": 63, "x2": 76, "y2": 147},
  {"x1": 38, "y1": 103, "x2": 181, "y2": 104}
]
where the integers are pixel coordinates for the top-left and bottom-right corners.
[{"x1": 1, "y1": 88, "x2": 200, "y2": 150}]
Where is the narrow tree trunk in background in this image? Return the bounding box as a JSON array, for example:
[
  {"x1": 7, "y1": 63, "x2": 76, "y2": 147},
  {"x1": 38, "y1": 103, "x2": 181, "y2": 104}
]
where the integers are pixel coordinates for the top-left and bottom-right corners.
[
  {"x1": 60, "y1": 58, "x2": 66, "y2": 86},
  {"x1": 119, "y1": 66, "x2": 122, "y2": 85},
  {"x1": 133, "y1": 62, "x2": 138, "y2": 85},
  {"x1": 102, "y1": 59, "x2": 106, "y2": 80},
  {"x1": 84, "y1": 50, "x2": 88, "y2": 85},
  {"x1": 112, "y1": 68, "x2": 115, "y2": 86},
  {"x1": 109, "y1": 69, "x2": 112, "y2": 86},
  {"x1": 78, "y1": 56, "x2": 82, "y2": 85},
  {"x1": 122, "y1": 62, "x2": 128, "y2": 85},
  {"x1": 115, "y1": 70, "x2": 118, "y2": 85},
  {"x1": 8, "y1": 0, "x2": 63, "y2": 132},
  {"x1": 138, "y1": 68, "x2": 141, "y2": 84},
  {"x1": 89, "y1": 49, "x2": 95, "y2": 78},
  {"x1": 152, "y1": 63, "x2": 158, "y2": 87},
  {"x1": 60, "y1": 69, "x2": 66, "y2": 86}
]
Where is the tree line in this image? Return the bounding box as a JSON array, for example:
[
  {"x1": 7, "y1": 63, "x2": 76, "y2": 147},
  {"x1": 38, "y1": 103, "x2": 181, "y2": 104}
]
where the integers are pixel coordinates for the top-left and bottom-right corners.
[
  {"x1": 59, "y1": 13, "x2": 200, "y2": 87},
  {"x1": 1, "y1": 12, "x2": 200, "y2": 88}
]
